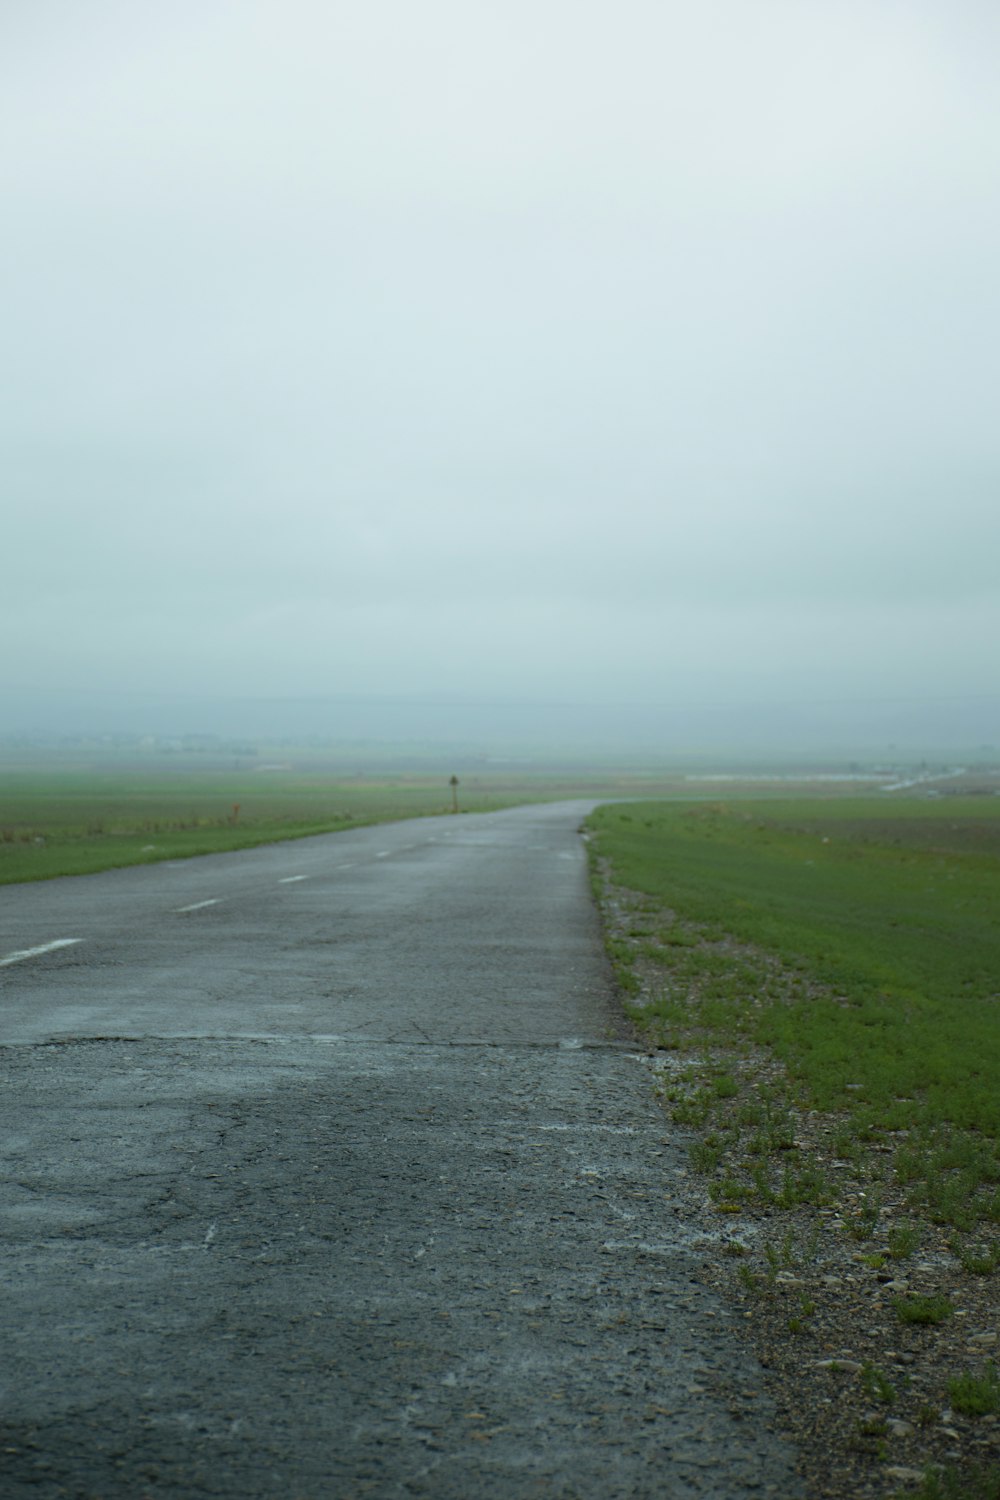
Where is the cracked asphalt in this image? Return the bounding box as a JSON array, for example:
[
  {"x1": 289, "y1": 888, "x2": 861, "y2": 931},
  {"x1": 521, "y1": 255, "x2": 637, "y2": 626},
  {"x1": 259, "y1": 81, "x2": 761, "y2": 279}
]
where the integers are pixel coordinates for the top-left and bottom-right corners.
[{"x1": 0, "y1": 802, "x2": 803, "y2": 1497}]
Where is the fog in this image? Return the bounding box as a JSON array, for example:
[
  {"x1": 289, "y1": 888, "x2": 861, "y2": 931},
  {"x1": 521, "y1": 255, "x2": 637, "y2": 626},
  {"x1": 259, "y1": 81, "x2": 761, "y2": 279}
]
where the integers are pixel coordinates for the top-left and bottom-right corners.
[{"x1": 4, "y1": 1, "x2": 999, "y2": 756}]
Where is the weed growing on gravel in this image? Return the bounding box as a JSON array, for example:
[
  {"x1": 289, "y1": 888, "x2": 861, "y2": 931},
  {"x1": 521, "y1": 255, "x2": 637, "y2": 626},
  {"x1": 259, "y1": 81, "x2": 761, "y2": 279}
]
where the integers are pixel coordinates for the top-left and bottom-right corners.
[
  {"x1": 774, "y1": 1164, "x2": 830, "y2": 1208},
  {"x1": 892, "y1": 1464, "x2": 1000, "y2": 1500},
  {"x1": 709, "y1": 1174, "x2": 751, "y2": 1207},
  {"x1": 711, "y1": 1071, "x2": 740, "y2": 1099},
  {"x1": 786, "y1": 1294, "x2": 816, "y2": 1335},
  {"x1": 848, "y1": 1191, "x2": 883, "y2": 1240},
  {"x1": 893, "y1": 1293, "x2": 955, "y2": 1326},
  {"x1": 689, "y1": 1137, "x2": 725, "y2": 1173},
  {"x1": 948, "y1": 1237, "x2": 1000, "y2": 1276},
  {"x1": 736, "y1": 1263, "x2": 758, "y2": 1292},
  {"x1": 860, "y1": 1361, "x2": 896, "y2": 1404},
  {"x1": 763, "y1": 1230, "x2": 800, "y2": 1274},
  {"x1": 948, "y1": 1364, "x2": 1000, "y2": 1416},
  {"x1": 606, "y1": 936, "x2": 641, "y2": 994},
  {"x1": 746, "y1": 1112, "x2": 796, "y2": 1155},
  {"x1": 669, "y1": 1090, "x2": 714, "y2": 1130},
  {"x1": 887, "y1": 1222, "x2": 922, "y2": 1260},
  {"x1": 832, "y1": 1127, "x2": 864, "y2": 1164}
]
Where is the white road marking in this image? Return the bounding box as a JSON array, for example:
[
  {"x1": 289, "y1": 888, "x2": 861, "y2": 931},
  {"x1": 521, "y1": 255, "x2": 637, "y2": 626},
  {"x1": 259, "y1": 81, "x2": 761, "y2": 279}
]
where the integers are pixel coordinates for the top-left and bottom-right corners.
[
  {"x1": 175, "y1": 899, "x2": 220, "y2": 913},
  {"x1": 375, "y1": 851, "x2": 390, "y2": 858},
  {"x1": 0, "y1": 938, "x2": 83, "y2": 968},
  {"x1": 278, "y1": 875, "x2": 308, "y2": 884}
]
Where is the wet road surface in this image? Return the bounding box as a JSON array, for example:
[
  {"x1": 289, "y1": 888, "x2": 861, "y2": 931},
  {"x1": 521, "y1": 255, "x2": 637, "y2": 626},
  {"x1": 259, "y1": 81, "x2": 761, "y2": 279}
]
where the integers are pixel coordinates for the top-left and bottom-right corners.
[{"x1": 0, "y1": 802, "x2": 802, "y2": 1497}]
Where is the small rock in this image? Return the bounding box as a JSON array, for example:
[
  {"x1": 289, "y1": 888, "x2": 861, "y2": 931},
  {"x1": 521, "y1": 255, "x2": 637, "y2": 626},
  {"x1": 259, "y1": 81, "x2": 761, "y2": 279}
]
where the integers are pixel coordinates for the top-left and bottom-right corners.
[
  {"x1": 815, "y1": 1359, "x2": 862, "y2": 1374},
  {"x1": 885, "y1": 1468, "x2": 924, "y2": 1484},
  {"x1": 888, "y1": 1420, "x2": 915, "y2": 1438}
]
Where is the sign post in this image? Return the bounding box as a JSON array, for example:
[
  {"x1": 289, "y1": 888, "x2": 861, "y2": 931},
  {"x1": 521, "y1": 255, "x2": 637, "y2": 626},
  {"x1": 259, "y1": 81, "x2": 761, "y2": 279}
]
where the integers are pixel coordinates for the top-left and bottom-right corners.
[{"x1": 449, "y1": 775, "x2": 459, "y2": 814}]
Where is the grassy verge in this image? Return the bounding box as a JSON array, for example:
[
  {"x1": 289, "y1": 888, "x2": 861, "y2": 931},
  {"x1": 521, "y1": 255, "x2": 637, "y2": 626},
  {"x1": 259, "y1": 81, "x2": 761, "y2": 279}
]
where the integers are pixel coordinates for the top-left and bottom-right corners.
[{"x1": 588, "y1": 795, "x2": 1000, "y2": 1500}]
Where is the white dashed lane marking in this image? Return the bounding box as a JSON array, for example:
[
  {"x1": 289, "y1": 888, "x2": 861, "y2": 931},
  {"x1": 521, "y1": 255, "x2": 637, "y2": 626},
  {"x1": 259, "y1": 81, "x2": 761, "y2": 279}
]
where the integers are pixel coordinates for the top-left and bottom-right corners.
[
  {"x1": 175, "y1": 900, "x2": 220, "y2": 913},
  {"x1": 0, "y1": 939, "x2": 83, "y2": 968},
  {"x1": 278, "y1": 876, "x2": 308, "y2": 884}
]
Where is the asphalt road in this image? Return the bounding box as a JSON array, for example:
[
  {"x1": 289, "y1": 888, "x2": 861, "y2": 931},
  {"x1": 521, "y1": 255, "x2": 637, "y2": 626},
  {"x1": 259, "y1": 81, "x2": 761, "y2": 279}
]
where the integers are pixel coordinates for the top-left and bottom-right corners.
[{"x1": 0, "y1": 802, "x2": 803, "y2": 1498}]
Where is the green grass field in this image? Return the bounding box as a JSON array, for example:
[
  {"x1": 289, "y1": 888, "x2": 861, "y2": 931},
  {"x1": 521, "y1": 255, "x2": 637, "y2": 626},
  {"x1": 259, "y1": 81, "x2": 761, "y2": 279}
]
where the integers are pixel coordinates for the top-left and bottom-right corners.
[
  {"x1": 589, "y1": 796, "x2": 1000, "y2": 1227},
  {"x1": 0, "y1": 771, "x2": 481, "y2": 883},
  {"x1": 0, "y1": 760, "x2": 705, "y2": 885}
]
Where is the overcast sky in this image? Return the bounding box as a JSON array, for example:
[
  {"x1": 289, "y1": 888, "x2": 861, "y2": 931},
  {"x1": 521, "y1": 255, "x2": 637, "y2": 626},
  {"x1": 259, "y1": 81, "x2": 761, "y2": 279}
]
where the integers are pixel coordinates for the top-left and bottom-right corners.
[{"x1": 4, "y1": 1, "x2": 1000, "y2": 742}]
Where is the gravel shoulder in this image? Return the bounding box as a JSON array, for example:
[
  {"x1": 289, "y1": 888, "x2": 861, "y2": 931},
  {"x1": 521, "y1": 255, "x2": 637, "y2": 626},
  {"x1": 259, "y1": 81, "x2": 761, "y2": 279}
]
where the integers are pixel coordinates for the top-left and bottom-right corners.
[{"x1": 595, "y1": 870, "x2": 1000, "y2": 1500}]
